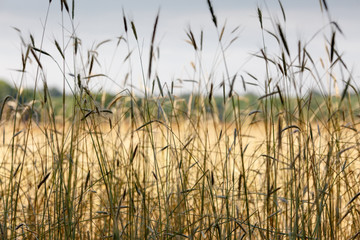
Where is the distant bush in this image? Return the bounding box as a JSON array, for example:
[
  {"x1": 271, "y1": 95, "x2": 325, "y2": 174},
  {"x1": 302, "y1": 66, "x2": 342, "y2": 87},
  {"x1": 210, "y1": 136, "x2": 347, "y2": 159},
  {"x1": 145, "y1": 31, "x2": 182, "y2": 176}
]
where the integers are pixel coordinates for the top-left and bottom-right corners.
[
  {"x1": 49, "y1": 87, "x2": 62, "y2": 97},
  {"x1": 0, "y1": 80, "x2": 16, "y2": 100}
]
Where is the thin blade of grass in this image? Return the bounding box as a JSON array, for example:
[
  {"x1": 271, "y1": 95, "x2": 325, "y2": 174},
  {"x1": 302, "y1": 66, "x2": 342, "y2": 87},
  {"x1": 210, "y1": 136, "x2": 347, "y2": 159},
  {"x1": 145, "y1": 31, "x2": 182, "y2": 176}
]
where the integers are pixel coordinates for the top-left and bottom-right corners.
[
  {"x1": 330, "y1": 31, "x2": 336, "y2": 63},
  {"x1": 206, "y1": 0, "x2": 217, "y2": 27},
  {"x1": 347, "y1": 193, "x2": 360, "y2": 207},
  {"x1": 37, "y1": 172, "x2": 51, "y2": 189},
  {"x1": 277, "y1": 24, "x2": 290, "y2": 56},
  {"x1": 257, "y1": 8, "x2": 263, "y2": 29},
  {"x1": 278, "y1": 0, "x2": 286, "y2": 21},
  {"x1": 54, "y1": 40, "x2": 65, "y2": 59},
  {"x1": 131, "y1": 21, "x2": 138, "y2": 40},
  {"x1": 148, "y1": 11, "x2": 160, "y2": 79}
]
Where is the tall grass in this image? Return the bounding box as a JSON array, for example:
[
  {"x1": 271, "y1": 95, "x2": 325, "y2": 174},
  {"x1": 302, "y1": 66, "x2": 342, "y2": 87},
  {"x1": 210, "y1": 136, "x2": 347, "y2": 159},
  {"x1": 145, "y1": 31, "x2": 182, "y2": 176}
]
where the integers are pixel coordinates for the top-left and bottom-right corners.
[{"x1": 0, "y1": 0, "x2": 359, "y2": 239}]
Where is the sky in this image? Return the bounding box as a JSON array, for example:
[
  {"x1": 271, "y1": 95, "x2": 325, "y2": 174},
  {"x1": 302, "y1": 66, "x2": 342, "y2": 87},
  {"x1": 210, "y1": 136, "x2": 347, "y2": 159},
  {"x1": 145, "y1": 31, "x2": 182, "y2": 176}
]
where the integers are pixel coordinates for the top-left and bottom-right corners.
[{"x1": 0, "y1": 0, "x2": 359, "y2": 96}]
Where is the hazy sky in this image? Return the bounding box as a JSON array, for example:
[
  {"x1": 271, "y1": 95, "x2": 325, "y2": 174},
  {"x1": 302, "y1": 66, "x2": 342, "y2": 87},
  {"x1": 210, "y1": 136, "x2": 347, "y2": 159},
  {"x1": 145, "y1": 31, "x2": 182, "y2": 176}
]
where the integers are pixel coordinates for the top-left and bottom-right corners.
[{"x1": 0, "y1": 0, "x2": 359, "y2": 95}]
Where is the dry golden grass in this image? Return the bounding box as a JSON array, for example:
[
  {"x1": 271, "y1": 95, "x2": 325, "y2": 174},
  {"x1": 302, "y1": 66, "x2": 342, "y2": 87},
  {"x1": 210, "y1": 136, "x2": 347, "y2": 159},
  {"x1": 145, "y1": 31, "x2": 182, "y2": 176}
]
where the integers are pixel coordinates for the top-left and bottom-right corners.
[{"x1": 1, "y1": 117, "x2": 360, "y2": 239}]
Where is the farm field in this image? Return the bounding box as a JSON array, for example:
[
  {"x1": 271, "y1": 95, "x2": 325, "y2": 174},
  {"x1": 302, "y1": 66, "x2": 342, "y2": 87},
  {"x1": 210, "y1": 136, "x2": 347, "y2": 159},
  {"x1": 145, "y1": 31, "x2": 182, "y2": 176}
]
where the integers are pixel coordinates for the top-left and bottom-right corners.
[{"x1": 1, "y1": 112, "x2": 360, "y2": 239}]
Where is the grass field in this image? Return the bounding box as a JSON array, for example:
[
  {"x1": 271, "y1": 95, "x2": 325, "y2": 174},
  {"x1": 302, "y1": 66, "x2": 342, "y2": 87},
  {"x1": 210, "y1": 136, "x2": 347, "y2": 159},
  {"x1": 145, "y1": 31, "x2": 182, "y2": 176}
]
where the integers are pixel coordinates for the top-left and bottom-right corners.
[{"x1": 1, "y1": 0, "x2": 360, "y2": 239}]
